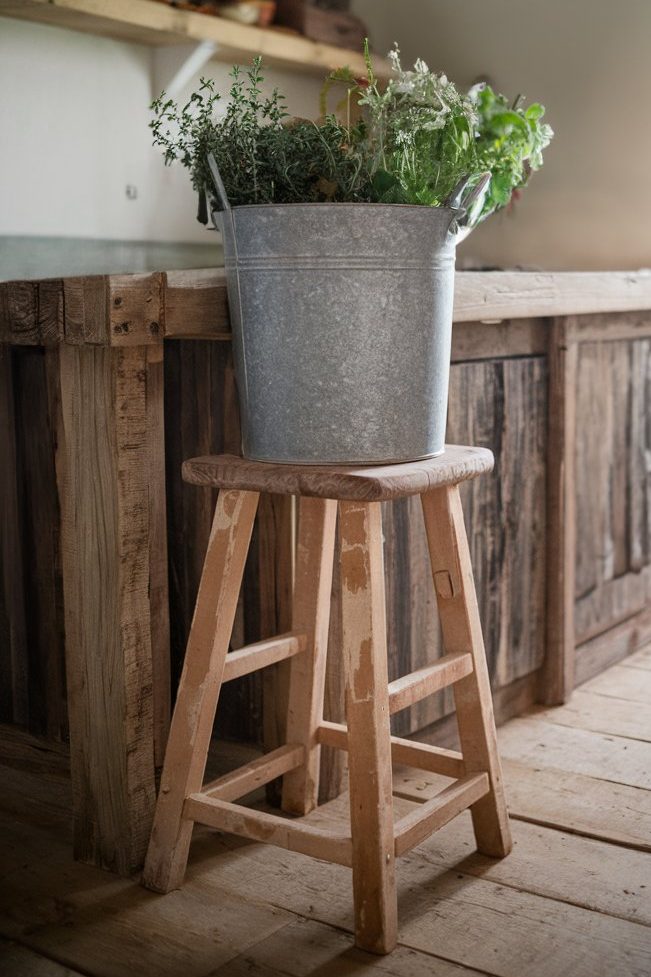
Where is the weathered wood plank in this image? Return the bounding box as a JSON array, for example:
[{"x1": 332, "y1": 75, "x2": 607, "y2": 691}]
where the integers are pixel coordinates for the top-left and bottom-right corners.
[
  {"x1": 398, "y1": 870, "x2": 651, "y2": 977},
  {"x1": 0, "y1": 346, "x2": 28, "y2": 726},
  {"x1": 503, "y1": 758, "x2": 651, "y2": 851},
  {"x1": 498, "y1": 716, "x2": 651, "y2": 789},
  {"x1": 574, "y1": 337, "x2": 651, "y2": 647},
  {"x1": 623, "y1": 644, "x2": 651, "y2": 670},
  {"x1": 451, "y1": 317, "x2": 546, "y2": 361},
  {"x1": 164, "y1": 339, "x2": 263, "y2": 747},
  {"x1": 575, "y1": 605, "x2": 651, "y2": 686},
  {"x1": 0, "y1": 281, "x2": 39, "y2": 344},
  {"x1": 0, "y1": 813, "x2": 293, "y2": 977},
  {"x1": 163, "y1": 270, "x2": 230, "y2": 340},
  {"x1": 58, "y1": 343, "x2": 157, "y2": 874},
  {"x1": 146, "y1": 344, "x2": 170, "y2": 768},
  {"x1": 397, "y1": 805, "x2": 651, "y2": 926},
  {"x1": 37, "y1": 280, "x2": 65, "y2": 345},
  {"x1": 0, "y1": 939, "x2": 87, "y2": 977},
  {"x1": 538, "y1": 688, "x2": 651, "y2": 741},
  {"x1": 542, "y1": 318, "x2": 577, "y2": 704},
  {"x1": 629, "y1": 339, "x2": 651, "y2": 571},
  {"x1": 12, "y1": 347, "x2": 67, "y2": 739},
  {"x1": 209, "y1": 917, "x2": 486, "y2": 977},
  {"x1": 581, "y1": 662, "x2": 651, "y2": 705}
]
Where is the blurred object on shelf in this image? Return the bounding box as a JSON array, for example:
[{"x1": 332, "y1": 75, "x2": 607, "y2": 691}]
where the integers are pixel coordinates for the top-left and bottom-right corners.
[
  {"x1": 151, "y1": 0, "x2": 222, "y2": 15},
  {"x1": 219, "y1": 1, "x2": 276, "y2": 26},
  {"x1": 151, "y1": 0, "x2": 275, "y2": 25},
  {"x1": 275, "y1": 0, "x2": 366, "y2": 50}
]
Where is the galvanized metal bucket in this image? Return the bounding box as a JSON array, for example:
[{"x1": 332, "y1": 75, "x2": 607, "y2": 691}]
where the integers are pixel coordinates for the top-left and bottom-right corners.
[{"x1": 209, "y1": 161, "x2": 465, "y2": 465}]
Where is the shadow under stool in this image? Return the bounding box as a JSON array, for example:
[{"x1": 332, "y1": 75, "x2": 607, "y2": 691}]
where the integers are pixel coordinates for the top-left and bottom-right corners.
[{"x1": 142, "y1": 444, "x2": 513, "y2": 954}]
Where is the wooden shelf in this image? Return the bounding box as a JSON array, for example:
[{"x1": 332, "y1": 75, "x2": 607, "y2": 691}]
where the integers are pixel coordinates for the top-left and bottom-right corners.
[{"x1": 0, "y1": 0, "x2": 390, "y2": 78}]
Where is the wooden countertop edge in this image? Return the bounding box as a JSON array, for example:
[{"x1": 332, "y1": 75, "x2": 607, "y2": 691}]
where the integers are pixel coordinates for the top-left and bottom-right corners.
[{"x1": 2, "y1": 268, "x2": 651, "y2": 345}]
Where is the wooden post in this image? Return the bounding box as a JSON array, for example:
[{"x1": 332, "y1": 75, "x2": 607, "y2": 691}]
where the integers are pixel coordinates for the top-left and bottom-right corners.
[
  {"x1": 143, "y1": 489, "x2": 259, "y2": 893},
  {"x1": 541, "y1": 317, "x2": 578, "y2": 704},
  {"x1": 339, "y1": 500, "x2": 397, "y2": 955},
  {"x1": 58, "y1": 341, "x2": 168, "y2": 874},
  {"x1": 282, "y1": 496, "x2": 337, "y2": 815},
  {"x1": 421, "y1": 485, "x2": 512, "y2": 859}
]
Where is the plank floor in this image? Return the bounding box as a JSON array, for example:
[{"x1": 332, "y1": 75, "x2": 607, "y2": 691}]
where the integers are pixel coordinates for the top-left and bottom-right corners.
[{"x1": 1, "y1": 649, "x2": 650, "y2": 977}]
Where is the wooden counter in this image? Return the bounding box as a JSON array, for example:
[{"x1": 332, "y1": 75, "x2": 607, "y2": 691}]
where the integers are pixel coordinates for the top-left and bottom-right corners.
[{"x1": 2, "y1": 268, "x2": 651, "y2": 874}]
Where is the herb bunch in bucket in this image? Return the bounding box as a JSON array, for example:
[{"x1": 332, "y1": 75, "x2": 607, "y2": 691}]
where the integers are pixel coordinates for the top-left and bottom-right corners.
[{"x1": 150, "y1": 44, "x2": 553, "y2": 466}]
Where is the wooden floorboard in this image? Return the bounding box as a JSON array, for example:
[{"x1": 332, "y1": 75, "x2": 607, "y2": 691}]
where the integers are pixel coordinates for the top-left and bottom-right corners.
[
  {"x1": 497, "y1": 717, "x2": 651, "y2": 789},
  {"x1": 622, "y1": 646, "x2": 651, "y2": 671},
  {"x1": 0, "y1": 939, "x2": 87, "y2": 977},
  {"x1": 1, "y1": 653, "x2": 650, "y2": 977},
  {"x1": 536, "y1": 689, "x2": 651, "y2": 741},
  {"x1": 581, "y1": 662, "x2": 651, "y2": 704}
]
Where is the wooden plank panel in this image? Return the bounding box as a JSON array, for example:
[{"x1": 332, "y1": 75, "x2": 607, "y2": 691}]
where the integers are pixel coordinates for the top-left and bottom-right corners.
[
  {"x1": 12, "y1": 347, "x2": 67, "y2": 740},
  {"x1": 574, "y1": 337, "x2": 651, "y2": 646},
  {"x1": 0, "y1": 346, "x2": 28, "y2": 726},
  {"x1": 575, "y1": 605, "x2": 651, "y2": 686},
  {"x1": 542, "y1": 319, "x2": 577, "y2": 703},
  {"x1": 58, "y1": 343, "x2": 157, "y2": 874},
  {"x1": 369, "y1": 356, "x2": 548, "y2": 741},
  {"x1": 629, "y1": 339, "x2": 651, "y2": 571}
]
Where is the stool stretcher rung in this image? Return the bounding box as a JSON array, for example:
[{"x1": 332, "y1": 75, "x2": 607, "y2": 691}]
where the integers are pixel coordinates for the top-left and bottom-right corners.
[
  {"x1": 202, "y1": 744, "x2": 305, "y2": 802},
  {"x1": 222, "y1": 631, "x2": 307, "y2": 682},
  {"x1": 317, "y1": 720, "x2": 465, "y2": 779},
  {"x1": 387, "y1": 651, "x2": 473, "y2": 715},
  {"x1": 394, "y1": 773, "x2": 490, "y2": 857},
  {"x1": 184, "y1": 794, "x2": 353, "y2": 867}
]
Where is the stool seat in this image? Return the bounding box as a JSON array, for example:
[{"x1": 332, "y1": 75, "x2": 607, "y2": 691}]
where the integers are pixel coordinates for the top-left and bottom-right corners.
[{"x1": 182, "y1": 444, "x2": 494, "y2": 501}]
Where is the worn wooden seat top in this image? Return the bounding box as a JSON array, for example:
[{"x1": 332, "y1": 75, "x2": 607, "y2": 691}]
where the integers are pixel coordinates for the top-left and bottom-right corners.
[{"x1": 182, "y1": 444, "x2": 494, "y2": 501}]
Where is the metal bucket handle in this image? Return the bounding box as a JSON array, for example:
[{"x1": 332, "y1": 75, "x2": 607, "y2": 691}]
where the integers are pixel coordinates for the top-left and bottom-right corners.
[
  {"x1": 206, "y1": 152, "x2": 232, "y2": 217},
  {"x1": 206, "y1": 153, "x2": 250, "y2": 408}
]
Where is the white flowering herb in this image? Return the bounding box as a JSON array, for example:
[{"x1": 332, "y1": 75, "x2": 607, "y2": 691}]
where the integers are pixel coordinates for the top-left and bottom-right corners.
[{"x1": 324, "y1": 41, "x2": 552, "y2": 219}]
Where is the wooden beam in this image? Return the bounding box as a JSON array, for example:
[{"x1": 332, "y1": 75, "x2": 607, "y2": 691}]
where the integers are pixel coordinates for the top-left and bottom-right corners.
[
  {"x1": 394, "y1": 773, "x2": 490, "y2": 856},
  {"x1": 184, "y1": 793, "x2": 353, "y2": 866},
  {"x1": 540, "y1": 317, "x2": 577, "y2": 704},
  {"x1": 387, "y1": 651, "x2": 473, "y2": 715},
  {"x1": 317, "y1": 720, "x2": 466, "y2": 779},
  {"x1": 58, "y1": 343, "x2": 166, "y2": 874},
  {"x1": 202, "y1": 743, "x2": 304, "y2": 801},
  {"x1": 222, "y1": 632, "x2": 307, "y2": 683}
]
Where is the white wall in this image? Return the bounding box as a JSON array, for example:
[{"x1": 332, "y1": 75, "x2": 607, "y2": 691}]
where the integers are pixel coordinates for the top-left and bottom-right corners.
[
  {"x1": 353, "y1": 0, "x2": 651, "y2": 270},
  {"x1": 0, "y1": 17, "x2": 324, "y2": 244},
  {"x1": 4, "y1": 4, "x2": 650, "y2": 268}
]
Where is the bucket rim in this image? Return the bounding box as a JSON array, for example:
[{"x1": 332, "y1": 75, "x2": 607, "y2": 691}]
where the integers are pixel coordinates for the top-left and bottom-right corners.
[{"x1": 217, "y1": 201, "x2": 464, "y2": 218}]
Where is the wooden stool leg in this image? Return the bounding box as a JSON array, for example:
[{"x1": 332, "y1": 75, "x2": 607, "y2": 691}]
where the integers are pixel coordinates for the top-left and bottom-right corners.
[
  {"x1": 339, "y1": 500, "x2": 397, "y2": 955},
  {"x1": 143, "y1": 489, "x2": 259, "y2": 892},
  {"x1": 421, "y1": 485, "x2": 512, "y2": 858},
  {"x1": 282, "y1": 497, "x2": 337, "y2": 816}
]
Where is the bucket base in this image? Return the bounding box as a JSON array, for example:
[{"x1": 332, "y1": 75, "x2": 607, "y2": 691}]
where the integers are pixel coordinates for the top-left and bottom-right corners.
[{"x1": 242, "y1": 446, "x2": 446, "y2": 468}]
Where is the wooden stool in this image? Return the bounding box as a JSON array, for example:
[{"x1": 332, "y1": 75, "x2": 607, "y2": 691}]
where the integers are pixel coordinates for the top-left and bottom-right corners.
[{"x1": 143, "y1": 445, "x2": 512, "y2": 954}]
